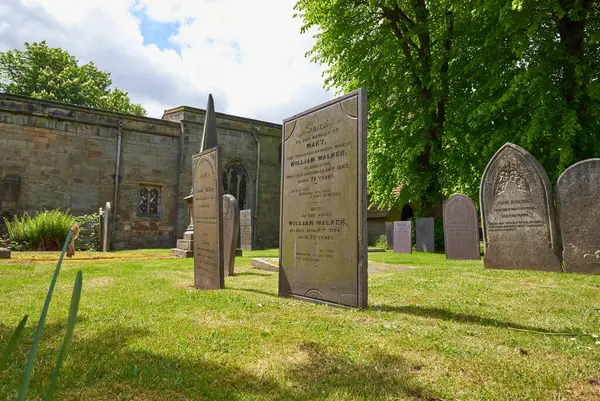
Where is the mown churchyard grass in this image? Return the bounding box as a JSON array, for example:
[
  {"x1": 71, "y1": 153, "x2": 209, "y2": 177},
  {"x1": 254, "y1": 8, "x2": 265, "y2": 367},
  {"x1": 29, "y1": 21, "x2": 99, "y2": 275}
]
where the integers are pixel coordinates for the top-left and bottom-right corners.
[{"x1": 0, "y1": 249, "x2": 599, "y2": 400}]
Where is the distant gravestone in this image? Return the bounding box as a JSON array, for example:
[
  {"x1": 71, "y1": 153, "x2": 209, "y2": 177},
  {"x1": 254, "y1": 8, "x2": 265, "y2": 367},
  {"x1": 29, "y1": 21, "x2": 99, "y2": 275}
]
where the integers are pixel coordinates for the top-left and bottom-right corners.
[
  {"x1": 0, "y1": 248, "x2": 10, "y2": 259},
  {"x1": 239, "y1": 209, "x2": 253, "y2": 250},
  {"x1": 480, "y1": 143, "x2": 562, "y2": 271},
  {"x1": 556, "y1": 159, "x2": 600, "y2": 274},
  {"x1": 193, "y1": 147, "x2": 224, "y2": 289},
  {"x1": 102, "y1": 201, "x2": 111, "y2": 252},
  {"x1": 443, "y1": 194, "x2": 480, "y2": 260},
  {"x1": 393, "y1": 221, "x2": 412, "y2": 254},
  {"x1": 385, "y1": 222, "x2": 394, "y2": 249},
  {"x1": 279, "y1": 88, "x2": 368, "y2": 308},
  {"x1": 222, "y1": 194, "x2": 239, "y2": 276},
  {"x1": 416, "y1": 218, "x2": 435, "y2": 252}
]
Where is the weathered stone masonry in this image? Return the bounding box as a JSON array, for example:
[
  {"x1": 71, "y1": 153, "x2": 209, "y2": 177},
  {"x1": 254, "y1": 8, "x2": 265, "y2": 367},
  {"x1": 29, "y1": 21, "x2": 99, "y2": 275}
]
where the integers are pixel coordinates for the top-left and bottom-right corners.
[{"x1": 0, "y1": 93, "x2": 282, "y2": 249}]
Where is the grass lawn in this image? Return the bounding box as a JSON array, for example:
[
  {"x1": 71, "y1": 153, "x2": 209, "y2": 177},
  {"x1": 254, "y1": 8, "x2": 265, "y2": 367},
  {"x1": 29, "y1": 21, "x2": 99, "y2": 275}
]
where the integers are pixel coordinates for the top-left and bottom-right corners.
[{"x1": 0, "y1": 249, "x2": 599, "y2": 400}]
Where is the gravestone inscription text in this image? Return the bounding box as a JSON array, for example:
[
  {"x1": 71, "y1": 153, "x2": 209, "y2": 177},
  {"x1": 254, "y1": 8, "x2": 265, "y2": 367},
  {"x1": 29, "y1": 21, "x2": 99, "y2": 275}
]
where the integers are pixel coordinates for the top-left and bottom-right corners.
[
  {"x1": 193, "y1": 147, "x2": 224, "y2": 289},
  {"x1": 279, "y1": 88, "x2": 368, "y2": 308},
  {"x1": 480, "y1": 143, "x2": 561, "y2": 271}
]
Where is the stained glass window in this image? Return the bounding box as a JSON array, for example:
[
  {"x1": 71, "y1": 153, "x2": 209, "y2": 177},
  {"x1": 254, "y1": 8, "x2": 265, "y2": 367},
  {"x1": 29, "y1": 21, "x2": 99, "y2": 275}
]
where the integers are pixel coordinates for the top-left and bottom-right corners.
[
  {"x1": 138, "y1": 185, "x2": 161, "y2": 216},
  {"x1": 222, "y1": 161, "x2": 248, "y2": 210}
]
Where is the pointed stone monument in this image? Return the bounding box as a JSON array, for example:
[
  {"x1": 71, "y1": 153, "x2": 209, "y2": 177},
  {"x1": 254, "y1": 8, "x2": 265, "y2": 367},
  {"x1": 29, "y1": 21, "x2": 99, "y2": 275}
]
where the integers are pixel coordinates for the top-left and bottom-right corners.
[
  {"x1": 171, "y1": 94, "x2": 219, "y2": 259},
  {"x1": 192, "y1": 95, "x2": 224, "y2": 289}
]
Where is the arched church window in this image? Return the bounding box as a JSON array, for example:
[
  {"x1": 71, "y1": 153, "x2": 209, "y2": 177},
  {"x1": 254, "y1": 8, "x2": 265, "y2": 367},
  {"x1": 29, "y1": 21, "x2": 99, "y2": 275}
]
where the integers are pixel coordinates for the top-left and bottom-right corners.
[{"x1": 222, "y1": 161, "x2": 248, "y2": 210}]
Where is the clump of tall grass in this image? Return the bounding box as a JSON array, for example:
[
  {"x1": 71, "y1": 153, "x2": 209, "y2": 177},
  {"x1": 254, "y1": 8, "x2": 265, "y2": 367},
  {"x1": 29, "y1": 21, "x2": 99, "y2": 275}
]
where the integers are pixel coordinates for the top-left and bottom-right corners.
[{"x1": 4, "y1": 209, "x2": 75, "y2": 251}]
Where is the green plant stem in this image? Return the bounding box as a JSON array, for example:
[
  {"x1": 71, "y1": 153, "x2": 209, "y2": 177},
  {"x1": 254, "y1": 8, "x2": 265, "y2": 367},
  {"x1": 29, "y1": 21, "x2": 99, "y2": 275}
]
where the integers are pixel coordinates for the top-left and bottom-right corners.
[
  {"x1": 0, "y1": 315, "x2": 28, "y2": 372},
  {"x1": 18, "y1": 229, "x2": 73, "y2": 401},
  {"x1": 43, "y1": 270, "x2": 83, "y2": 401}
]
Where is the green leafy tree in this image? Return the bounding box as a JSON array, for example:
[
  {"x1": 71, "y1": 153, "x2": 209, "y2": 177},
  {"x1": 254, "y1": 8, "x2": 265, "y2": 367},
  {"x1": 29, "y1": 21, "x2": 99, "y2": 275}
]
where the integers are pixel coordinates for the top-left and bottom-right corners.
[
  {"x1": 0, "y1": 41, "x2": 146, "y2": 116},
  {"x1": 294, "y1": 0, "x2": 600, "y2": 210}
]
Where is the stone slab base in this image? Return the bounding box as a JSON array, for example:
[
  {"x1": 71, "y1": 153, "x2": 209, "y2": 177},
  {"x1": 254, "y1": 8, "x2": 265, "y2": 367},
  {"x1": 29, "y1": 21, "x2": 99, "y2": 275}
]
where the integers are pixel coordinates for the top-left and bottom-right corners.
[
  {"x1": 368, "y1": 248, "x2": 385, "y2": 252},
  {"x1": 251, "y1": 258, "x2": 278, "y2": 272},
  {"x1": 171, "y1": 248, "x2": 193, "y2": 258},
  {"x1": 176, "y1": 239, "x2": 193, "y2": 250},
  {"x1": 0, "y1": 248, "x2": 11, "y2": 259}
]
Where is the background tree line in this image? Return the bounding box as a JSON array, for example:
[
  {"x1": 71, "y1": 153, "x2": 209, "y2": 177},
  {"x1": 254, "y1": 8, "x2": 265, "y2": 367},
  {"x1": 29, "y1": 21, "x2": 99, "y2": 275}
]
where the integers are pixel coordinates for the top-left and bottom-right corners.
[
  {"x1": 294, "y1": 0, "x2": 600, "y2": 214},
  {"x1": 0, "y1": 41, "x2": 145, "y2": 116}
]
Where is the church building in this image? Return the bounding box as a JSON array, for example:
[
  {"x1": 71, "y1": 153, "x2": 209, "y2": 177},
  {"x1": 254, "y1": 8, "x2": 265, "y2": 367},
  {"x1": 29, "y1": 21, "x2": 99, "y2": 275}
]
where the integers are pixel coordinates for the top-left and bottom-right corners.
[{"x1": 0, "y1": 93, "x2": 282, "y2": 249}]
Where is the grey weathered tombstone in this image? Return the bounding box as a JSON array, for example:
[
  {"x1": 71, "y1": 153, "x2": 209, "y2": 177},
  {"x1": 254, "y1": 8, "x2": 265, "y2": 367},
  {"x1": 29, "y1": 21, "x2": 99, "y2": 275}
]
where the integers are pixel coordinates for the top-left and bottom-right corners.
[
  {"x1": 0, "y1": 248, "x2": 10, "y2": 259},
  {"x1": 480, "y1": 143, "x2": 562, "y2": 271},
  {"x1": 416, "y1": 217, "x2": 435, "y2": 252},
  {"x1": 443, "y1": 194, "x2": 480, "y2": 260},
  {"x1": 222, "y1": 194, "x2": 239, "y2": 276},
  {"x1": 102, "y1": 201, "x2": 111, "y2": 252},
  {"x1": 385, "y1": 222, "x2": 394, "y2": 249},
  {"x1": 192, "y1": 147, "x2": 224, "y2": 289},
  {"x1": 393, "y1": 221, "x2": 412, "y2": 254},
  {"x1": 279, "y1": 88, "x2": 368, "y2": 308},
  {"x1": 239, "y1": 209, "x2": 253, "y2": 251},
  {"x1": 556, "y1": 158, "x2": 600, "y2": 274}
]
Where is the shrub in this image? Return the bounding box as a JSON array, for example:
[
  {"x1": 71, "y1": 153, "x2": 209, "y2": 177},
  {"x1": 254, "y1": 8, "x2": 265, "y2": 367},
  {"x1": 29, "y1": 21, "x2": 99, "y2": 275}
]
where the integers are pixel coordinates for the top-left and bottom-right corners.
[
  {"x1": 3, "y1": 209, "x2": 100, "y2": 251},
  {"x1": 375, "y1": 234, "x2": 388, "y2": 250}
]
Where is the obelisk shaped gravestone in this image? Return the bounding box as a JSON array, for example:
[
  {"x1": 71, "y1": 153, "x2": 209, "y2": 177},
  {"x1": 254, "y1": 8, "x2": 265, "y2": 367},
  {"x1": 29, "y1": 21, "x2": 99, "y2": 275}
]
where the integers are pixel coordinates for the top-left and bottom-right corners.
[
  {"x1": 222, "y1": 194, "x2": 239, "y2": 276},
  {"x1": 480, "y1": 143, "x2": 561, "y2": 271},
  {"x1": 279, "y1": 88, "x2": 368, "y2": 309},
  {"x1": 193, "y1": 95, "x2": 224, "y2": 289},
  {"x1": 556, "y1": 159, "x2": 600, "y2": 274},
  {"x1": 443, "y1": 194, "x2": 480, "y2": 260},
  {"x1": 201, "y1": 94, "x2": 218, "y2": 152}
]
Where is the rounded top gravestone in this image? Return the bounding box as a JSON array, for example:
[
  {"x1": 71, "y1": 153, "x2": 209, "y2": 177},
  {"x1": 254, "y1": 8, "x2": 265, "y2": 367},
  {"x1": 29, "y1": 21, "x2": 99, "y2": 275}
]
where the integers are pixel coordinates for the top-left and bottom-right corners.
[
  {"x1": 479, "y1": 143, "x2": 562, "y2": 271},
  {"x1": 443, "y1": 194, "x2": 480, "y2": 260},
  {"x1": 556, "y1": 158, "x2": 600, "y2": 274}
]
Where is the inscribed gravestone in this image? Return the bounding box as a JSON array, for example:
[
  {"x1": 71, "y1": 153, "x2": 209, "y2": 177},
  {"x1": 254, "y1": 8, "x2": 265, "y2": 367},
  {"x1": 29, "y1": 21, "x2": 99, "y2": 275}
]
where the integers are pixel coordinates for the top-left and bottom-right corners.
[
  {"x1": 223, "y1": 194, "x2": 239, "y2": 276},
  {"x1": 443, "y1": 194, "x2": 480, "y2": 260},
  {"x1": 416, "y1": 218, "x2": 435, "y2": 252},
  {"x1": 193, "y1": 147, "x2": 224, "y2": 289},
  {"x1": 393, "y1": 221, "x2": 412, "y2": 254},
  {"x1": 239, "y1": 209, "x2": 253, "y2": 251},
  {"x1": 279, "y1": 88, "x2": 368, "y2": 308},
  {"x1": 556, "y1": 159, "x2": 600, "y2": 274},
  {"x1": 480, "y1": 143, "x2": 562, "y2": 271},
  {"x1": 385, "y1": 222, "x2": 394, "y2": 249}
]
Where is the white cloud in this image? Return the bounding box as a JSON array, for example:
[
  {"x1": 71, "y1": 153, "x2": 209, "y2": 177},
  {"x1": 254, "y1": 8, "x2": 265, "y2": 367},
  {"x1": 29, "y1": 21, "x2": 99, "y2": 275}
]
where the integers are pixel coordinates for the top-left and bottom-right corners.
[{"x1": 0, "y1": 0, "x2": 336, "y2": 123}]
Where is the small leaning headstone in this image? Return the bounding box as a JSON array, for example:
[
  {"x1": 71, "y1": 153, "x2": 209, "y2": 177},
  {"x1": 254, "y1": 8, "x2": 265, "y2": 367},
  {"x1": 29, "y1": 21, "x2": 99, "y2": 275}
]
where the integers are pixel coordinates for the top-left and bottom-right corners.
[
  {"x1": 0, "y1": 248, "x2": 10, "y2": 259},
  {"x1": 479, "y1": 143, "x2": 562, "y2": 271},
  {"x1": 443, "y1": 194, "x2": 480, "y2": 260},
  {"x1": 385, "y1": 222, "x2": 394, "y2": 249},
  {"x1": 556, "y1": 158, "x2": 600, "y2": 274},
  {"x1": 222, "y1": 194, "x2": 239, "y2": 276},
  {"x1": 393, "y1": 221, "x2": 412, "y2": 254},
  {"x1": 416, "y1": 217, "x2": 435, "y2": 252}
]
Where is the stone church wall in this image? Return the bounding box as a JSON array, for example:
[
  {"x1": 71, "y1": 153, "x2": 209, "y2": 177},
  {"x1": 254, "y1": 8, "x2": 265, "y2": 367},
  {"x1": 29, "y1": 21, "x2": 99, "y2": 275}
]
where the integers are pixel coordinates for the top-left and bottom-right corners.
[{"x1": 0, "y1": 93, "x2": 282, "y2": 249}]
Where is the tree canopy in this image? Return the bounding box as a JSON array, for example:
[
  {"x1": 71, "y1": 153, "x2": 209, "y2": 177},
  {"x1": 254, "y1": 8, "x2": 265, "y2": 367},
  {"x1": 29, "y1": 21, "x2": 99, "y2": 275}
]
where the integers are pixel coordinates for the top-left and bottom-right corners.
[
  {"x1": 0, "y1": 41, "x2": 146, "y2": 116},
  {"x1": 294, "y1": 0, "x2": 600, "y2": 212}
]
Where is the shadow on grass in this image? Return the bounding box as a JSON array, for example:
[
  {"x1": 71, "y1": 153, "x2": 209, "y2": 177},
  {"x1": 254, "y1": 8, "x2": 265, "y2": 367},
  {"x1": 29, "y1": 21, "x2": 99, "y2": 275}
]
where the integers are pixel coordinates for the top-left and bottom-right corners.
[
  {"x1": 233, "y1": 271, "x2": 273, "y2": 277},
  {"x1": 371, "y1": 304, "x2": 578, "y2": 334},
  {"x1": 0, "y1": 319, "x2": 442, "y2": 401},
  {"x1": 232, "y1": 288, "x2": 279, "y2": 298}
]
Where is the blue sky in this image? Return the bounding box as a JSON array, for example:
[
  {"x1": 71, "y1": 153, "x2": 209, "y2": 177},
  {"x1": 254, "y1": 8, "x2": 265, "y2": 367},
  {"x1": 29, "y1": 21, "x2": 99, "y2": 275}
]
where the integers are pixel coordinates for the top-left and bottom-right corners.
[{"x1": 0, "y1": 0, "x2": 334, "y2": 122}]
